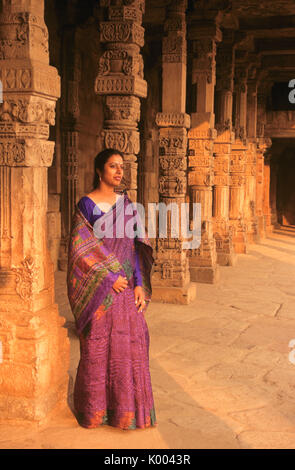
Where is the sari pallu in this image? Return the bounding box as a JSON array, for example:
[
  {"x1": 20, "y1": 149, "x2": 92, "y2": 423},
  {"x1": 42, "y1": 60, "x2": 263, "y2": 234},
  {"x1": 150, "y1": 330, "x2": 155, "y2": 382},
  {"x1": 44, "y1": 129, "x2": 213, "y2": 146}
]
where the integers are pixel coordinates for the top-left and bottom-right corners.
[{"x1": 67, "y1": 192, "x2": 157, "y2": 430}]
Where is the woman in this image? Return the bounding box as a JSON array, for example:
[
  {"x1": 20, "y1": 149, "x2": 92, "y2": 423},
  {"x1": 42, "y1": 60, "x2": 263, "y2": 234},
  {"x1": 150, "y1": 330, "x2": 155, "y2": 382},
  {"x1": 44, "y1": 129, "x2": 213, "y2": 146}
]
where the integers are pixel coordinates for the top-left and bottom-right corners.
[{"x1": 67, "y1": 148, "x2": 157, "y2": 430}]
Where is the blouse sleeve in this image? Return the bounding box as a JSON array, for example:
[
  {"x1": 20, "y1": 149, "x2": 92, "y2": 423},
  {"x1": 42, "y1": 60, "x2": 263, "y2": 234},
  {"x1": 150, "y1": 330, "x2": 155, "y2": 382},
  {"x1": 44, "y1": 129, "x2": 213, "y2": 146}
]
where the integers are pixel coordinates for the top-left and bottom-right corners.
[
  {"x1": 133, "y1": 244, "x2": 143, "y2": 287},
  {"x1": 77, "y1": 197, "x2": 93, "y2": 224}
]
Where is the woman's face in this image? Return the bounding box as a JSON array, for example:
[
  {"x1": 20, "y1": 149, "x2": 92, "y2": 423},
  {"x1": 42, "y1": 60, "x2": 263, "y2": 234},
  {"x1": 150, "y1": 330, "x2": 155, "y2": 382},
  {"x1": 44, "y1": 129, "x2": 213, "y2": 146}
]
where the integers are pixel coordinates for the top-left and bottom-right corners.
[{"x1": 99, "y1": 154, "x2": 124, "y2": 187}]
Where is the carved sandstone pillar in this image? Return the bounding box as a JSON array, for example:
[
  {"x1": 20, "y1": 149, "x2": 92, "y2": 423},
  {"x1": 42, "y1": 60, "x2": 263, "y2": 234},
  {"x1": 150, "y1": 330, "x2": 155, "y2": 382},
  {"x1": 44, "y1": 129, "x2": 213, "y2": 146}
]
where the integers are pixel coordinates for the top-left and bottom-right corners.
[
  {"x1": 244, "y1": 76, "x2": 259, "y2": 243},
  {"x1": 270, "y1": 160, "x2": 279, "y2": 227},
  {"x1": 230, "y1": 63, "x2": 248, "y2": 253},
  {"x1": 95, "y1": 0, "x2": 146, "y2": 202},
  {"x1": 58, "y1": 15, "x2": 81, "y2": 271},
  {"x1": 187, "y1": 21, "x2": 221, "y2": 283},
  {"x1": 256, "y1": 86, "x2": 272, "y2": 238},
  {"x1": 256, "y1": 139, "x2": 266, "y2": 238},
  {"x1": 152, "y1": 0, "x2": 196, "y2": 304},
  {"x1": 263, "y1": 150, "x2": 273, "y2": 235},
  {"x1": 0, "y1": 0, "x2": 70, "y2": 423},
  {"x1": 213, "y1": 34, "x2": 236, "y2": 266}
]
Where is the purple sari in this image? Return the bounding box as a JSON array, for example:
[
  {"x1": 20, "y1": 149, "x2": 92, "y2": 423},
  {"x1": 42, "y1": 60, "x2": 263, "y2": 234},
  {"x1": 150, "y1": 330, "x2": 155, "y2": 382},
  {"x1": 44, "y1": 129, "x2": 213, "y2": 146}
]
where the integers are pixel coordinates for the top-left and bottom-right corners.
[{"x1": 67, "y1": 191, "x2": 157, "y2": 430}]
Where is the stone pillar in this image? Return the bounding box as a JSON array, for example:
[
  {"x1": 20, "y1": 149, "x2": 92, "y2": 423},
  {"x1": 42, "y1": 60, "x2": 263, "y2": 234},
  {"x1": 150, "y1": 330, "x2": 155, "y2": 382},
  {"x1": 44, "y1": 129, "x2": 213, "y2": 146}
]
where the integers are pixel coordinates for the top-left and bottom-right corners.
[
  {"x1": 187, "y1": 20, "x2": 221, "y2": 283},
  {"x1": 213, "y1": 33, "x2": 236, "y2": 266},
  {"x1": 245, "y1": 74, "x2": 259, "y2": 243},
  {"x1": 59, "y1": 7, "x2": 81, "y2": 271},
  {"x1": 263, "y1": 151, "x2": 273, "y2": 235},
  {"x1": 152, "y1": 0, "x2": 196, "y2": 304},
  {"x1": 270, "y1": 160, "x2": 279, "y2": 227},
  {"x1": 95, "y1": 0, "x2": 147, "y2": 202},
  {"x1": 0, "y1": 0, "x2": 70, "y2": 423},
  {"x1": 230, "y1": 62, "x2": 248, "y2": 253},
  {"x1": 256, "y1": 85, "x2": 272, "y2": 238},
  {"x1": 256, "y1": 139, "x2": 266, "y2": 238}
]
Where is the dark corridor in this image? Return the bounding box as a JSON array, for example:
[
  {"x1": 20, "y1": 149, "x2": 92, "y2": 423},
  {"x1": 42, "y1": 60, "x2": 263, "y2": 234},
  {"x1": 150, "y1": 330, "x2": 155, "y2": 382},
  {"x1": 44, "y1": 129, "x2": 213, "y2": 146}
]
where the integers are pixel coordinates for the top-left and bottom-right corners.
[{"x1": 272, "y1": 139, "x2": 295, "y2": 226}]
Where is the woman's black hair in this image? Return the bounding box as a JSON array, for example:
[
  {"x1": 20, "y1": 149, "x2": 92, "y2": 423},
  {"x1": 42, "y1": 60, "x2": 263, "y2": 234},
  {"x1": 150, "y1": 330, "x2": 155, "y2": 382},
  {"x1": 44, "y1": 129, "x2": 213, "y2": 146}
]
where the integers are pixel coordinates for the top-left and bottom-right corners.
[{"x1": 92, "y1": 148, "x2": 124, "y2": 190}]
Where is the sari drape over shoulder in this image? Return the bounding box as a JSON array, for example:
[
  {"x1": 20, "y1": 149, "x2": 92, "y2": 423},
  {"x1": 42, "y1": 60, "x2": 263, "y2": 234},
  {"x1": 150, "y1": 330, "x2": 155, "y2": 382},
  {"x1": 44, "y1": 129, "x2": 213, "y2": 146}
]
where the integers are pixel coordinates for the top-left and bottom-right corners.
[{"x1": 66, "y1": 191, "x2": 157, "y2": 430}]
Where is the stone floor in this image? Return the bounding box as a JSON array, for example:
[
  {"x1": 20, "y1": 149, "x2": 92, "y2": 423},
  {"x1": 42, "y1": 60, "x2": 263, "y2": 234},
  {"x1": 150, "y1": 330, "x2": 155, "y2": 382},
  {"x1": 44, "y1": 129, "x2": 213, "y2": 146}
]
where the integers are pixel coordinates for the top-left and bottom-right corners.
[{"x1": 1, "y1": 225, "x2": 295, "y2": 449}]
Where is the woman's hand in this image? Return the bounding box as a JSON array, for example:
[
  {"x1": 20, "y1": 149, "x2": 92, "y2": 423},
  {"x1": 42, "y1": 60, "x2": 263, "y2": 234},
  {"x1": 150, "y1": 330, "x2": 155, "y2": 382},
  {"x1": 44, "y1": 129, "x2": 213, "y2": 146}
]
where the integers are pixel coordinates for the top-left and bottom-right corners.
[
  {"x1": 112, "y1": 275, "x2": 128, "y2": 293},
  {"x1": 134, "y1": 286, "x2": 145, "y2": 313}
]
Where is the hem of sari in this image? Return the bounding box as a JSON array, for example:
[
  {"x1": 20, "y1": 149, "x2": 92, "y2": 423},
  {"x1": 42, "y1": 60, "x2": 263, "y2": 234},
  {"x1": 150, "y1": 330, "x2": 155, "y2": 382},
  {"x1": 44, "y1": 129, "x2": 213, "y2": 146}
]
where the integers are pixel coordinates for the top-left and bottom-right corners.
[{"x1": 75, "y1": 407, "x2": 157, "y2": 431}]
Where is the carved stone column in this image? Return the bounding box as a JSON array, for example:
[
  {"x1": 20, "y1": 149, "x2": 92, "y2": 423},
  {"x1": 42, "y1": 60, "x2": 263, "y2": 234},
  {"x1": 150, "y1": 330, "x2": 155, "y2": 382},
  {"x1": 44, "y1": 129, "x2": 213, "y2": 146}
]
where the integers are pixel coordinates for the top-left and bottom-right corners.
[
  {"x1": 213, "y1": 33, "x2": 236, "y2": 266},
  {"x1": 270, "y1": 160, "x2": 279, "y2": 227},
  {"x1": 95, "y1": 0, "x2": 147, "y2": 202},
  {"x1": 244, "y1": 70, "x2": 259, "y2": 243},
  {"x1": 256, "y1": 139, "x2": 266, "y2": 238},
  {"x1": 230, "y1": 61, "x2": 248, "y2": 253},
  {"x1": 187, "y1": 20, "x2": 221, "y2": 283},
  {"x1": 59, "y1": 7, "x2": 81, "y2": 271},
  {"x1": 0, "y1": 1, "x2": 70, "y2": 423},
  {"x1": 256, "y1": 85, "x2": 272, "y2": 238},
  {"x1": 263, "y1": 150, "x2": 273, "y2": 235},
  {"x1": 152, "y1": 0, "x2": 196, "y2": 304}
]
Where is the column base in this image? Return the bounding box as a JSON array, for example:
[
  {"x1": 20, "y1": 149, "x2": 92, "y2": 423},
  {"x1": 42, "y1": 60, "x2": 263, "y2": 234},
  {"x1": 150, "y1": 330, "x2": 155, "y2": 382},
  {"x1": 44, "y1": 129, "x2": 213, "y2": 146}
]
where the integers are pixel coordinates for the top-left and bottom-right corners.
[
  {"x1": 58, "y1": 238, "x2": 69, "y2": 272},
  {"x1": 257, "y1": 215, "x2": 266, "y2": 239},
  {"x1": 0, "y1": 380, "x2": 69, "y2": 427},
  {"x1": 151, "y1": 282, "x2": 197, "y2": 304},
  {"x1": 190, "y1": 264, "x2": 220, "y2": 284},
  {"x1": 233, "y1": 241, "x2": 247, "y2": 254},
  {"x1": 266, "y1": 224, "x2": 274, "y2": 235},
  {"x1": 217, "y1": 251, "x2": 237, "y2": 267},
  {"x1": 246, "y1": 231, "x2": 261, "y2": 244},
  {"x1": 0, "y1": 303, "x2": 70, "y2": 425}
]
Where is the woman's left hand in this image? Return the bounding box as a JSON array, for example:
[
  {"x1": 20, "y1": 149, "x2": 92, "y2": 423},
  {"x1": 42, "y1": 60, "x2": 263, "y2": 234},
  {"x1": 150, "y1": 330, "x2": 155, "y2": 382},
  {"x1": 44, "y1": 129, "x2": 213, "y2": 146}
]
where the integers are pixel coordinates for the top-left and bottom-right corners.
[{"x1": 134, "y1": 286, "x2": 146, "y2": 313}]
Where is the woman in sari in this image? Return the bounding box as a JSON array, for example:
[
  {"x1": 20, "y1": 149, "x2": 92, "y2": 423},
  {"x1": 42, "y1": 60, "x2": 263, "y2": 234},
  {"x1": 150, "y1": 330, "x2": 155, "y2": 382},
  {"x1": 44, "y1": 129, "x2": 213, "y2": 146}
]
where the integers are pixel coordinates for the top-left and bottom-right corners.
[{"x1": 66, "y1": 148, "x2": 157, "y2": 430}]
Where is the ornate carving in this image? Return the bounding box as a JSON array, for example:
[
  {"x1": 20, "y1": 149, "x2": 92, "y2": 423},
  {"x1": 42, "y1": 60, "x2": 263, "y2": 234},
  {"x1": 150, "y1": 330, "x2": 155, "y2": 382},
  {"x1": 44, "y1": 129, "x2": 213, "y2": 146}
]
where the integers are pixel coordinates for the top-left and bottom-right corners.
[
  {"x1": 98, "y1": 49, "x2": 144, "y2": 79},
  {"x1": 0, "y1": 13, "x2": 49, "y2": 59},
  {"x1": 163, "y1": 35, "x2": 186, "y2": 63},
  {"x1": 0, "y1": 140, "x2": 54, "y2": 167},
  {"x1": 105, "y1": 95, "x2": 140, "y2": 125},
  {"x1": 0, "y1": 99, "x2": 55, "y2": 124},
  {"x1": 193, "y1": 39, "x2": 216, "y2": 84},
  {"x1": 158, "y1": 173, "x2": 186, "y2": 196},
  {"x1": 159, "y1": 156, "x2": 186, "y2": 171},
  {"x1": 101, "y1": 129, "x2": 140, "y2": 154},
  {"x1": 159, "y1": 128, "x2": 187, "y2": 155},
  {"x1": 0, "y1": 142, "x2": 25, "y2": 165},
  {"x1": 95, "y1": 76, "x2": 147, "y2": 98},
  {"x1": 156, "y1": 112, "x2": 190, "y2": 128},
  {"x1": 11, "y1": 256, "x2": 39, "y2": 302},
  {"x1": 100, "y1": 22, "x2": 144, "y2": 47}
]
